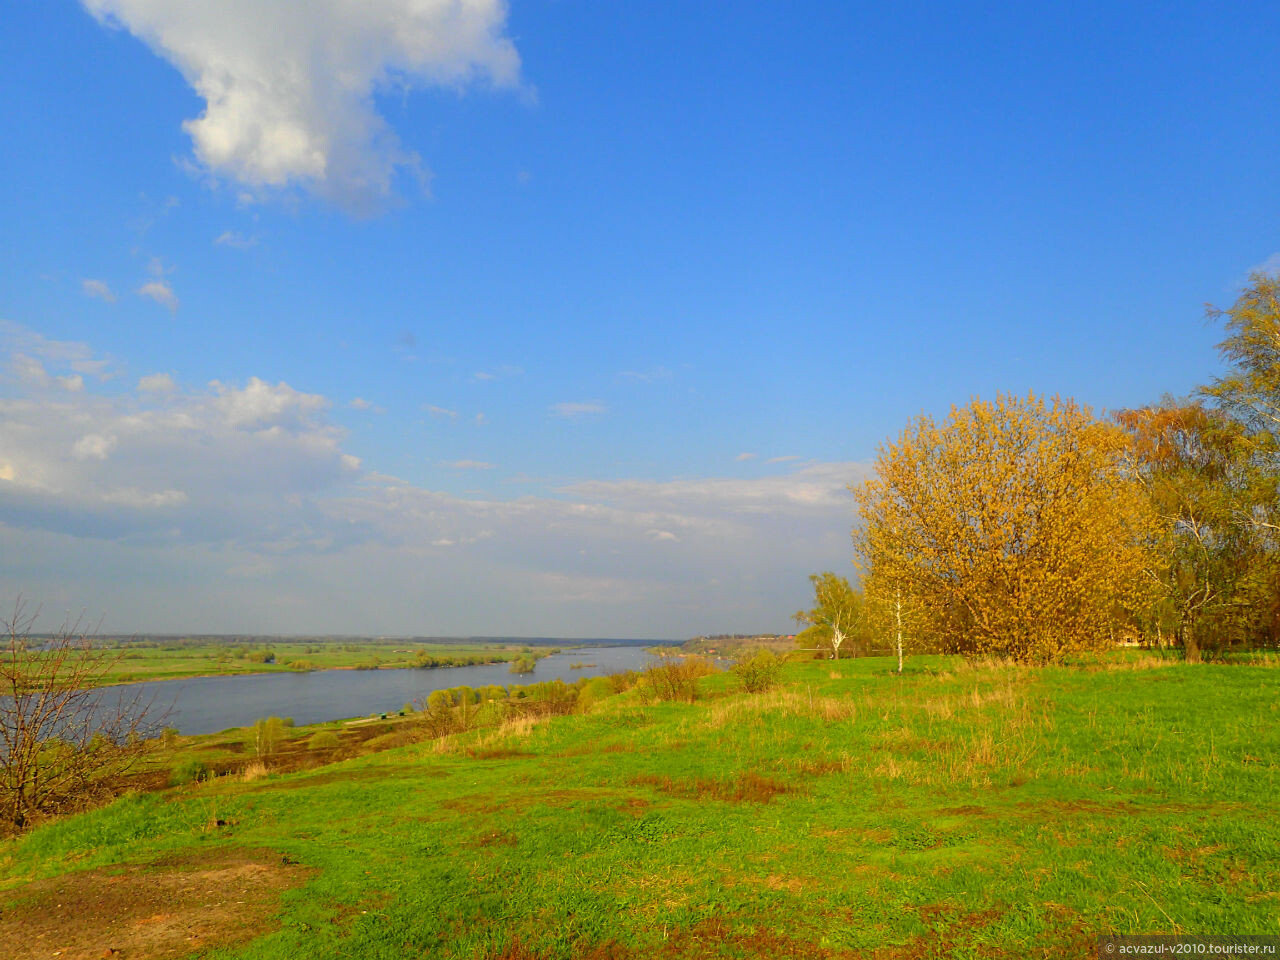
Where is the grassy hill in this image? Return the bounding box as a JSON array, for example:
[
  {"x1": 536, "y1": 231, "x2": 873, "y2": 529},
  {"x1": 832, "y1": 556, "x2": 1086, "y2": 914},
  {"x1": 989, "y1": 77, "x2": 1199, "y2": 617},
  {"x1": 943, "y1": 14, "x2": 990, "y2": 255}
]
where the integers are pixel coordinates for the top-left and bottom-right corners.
[{"x1": 1, "y1": 655, "x2": 1277, "y2": 958}]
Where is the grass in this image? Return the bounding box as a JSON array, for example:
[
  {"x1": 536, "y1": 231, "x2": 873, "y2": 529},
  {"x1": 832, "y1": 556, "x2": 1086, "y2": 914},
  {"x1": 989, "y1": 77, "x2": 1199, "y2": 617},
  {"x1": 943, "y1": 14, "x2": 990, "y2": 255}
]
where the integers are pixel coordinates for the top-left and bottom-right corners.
[
  {"x1": 37, "y1": 638, "x2": 563, "y2": 686},
  {"x1": 1, "y1": 654, "x2": 1277, "y2": 958}
]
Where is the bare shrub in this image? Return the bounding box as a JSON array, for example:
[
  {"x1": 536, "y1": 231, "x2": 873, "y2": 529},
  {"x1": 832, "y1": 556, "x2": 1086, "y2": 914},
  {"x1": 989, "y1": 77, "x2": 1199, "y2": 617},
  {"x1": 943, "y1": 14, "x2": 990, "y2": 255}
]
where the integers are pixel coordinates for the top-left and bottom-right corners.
[{"x1": 1, "y1": 600, "x2": 160, "y2": 829}]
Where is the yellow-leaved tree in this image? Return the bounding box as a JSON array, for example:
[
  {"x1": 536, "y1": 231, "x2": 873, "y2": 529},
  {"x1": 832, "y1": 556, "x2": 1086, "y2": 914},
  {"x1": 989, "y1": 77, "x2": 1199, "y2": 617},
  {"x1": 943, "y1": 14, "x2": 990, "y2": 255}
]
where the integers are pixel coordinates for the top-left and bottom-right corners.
[{"x1": 852, "y1": 393, "x2": 1157, "y2": 662}]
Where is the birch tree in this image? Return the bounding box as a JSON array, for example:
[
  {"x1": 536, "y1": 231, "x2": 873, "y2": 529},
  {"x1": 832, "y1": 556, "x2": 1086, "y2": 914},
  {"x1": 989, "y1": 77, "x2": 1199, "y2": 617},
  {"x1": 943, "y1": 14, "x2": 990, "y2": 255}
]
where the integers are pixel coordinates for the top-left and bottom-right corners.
[{"x1": 794, "y1": 573, "x2": 862, "y2": 659}]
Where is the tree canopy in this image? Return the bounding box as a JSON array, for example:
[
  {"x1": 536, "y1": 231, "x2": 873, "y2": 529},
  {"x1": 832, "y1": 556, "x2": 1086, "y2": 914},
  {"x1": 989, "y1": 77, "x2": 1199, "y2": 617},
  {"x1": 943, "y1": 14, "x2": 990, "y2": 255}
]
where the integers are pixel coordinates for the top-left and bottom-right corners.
[{"x1": 852, "y1": 393, "x2": 1156, "y2": 662}]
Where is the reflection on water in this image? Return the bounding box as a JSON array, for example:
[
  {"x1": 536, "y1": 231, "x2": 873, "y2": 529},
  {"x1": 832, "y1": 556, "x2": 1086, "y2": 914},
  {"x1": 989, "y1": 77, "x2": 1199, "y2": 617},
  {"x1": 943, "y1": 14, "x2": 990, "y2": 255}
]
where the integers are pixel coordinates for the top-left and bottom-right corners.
[{"x1": 105, "y1": 645, "x2": 669, "y2": 734}]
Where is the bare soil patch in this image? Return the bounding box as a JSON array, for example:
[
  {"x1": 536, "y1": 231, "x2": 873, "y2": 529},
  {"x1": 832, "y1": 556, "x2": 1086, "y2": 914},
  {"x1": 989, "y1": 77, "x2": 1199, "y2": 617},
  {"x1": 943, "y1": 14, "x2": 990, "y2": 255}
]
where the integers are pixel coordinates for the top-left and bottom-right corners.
[{"x1": 0, "y1": 846, "x2": 311, "y2": 960}]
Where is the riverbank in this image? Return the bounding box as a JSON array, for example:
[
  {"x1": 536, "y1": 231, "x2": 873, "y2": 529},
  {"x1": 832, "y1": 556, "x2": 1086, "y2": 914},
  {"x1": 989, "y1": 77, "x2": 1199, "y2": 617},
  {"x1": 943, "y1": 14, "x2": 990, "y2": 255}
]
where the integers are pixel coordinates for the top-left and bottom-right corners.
[
  {"x1": 92, "y1": 644, "x2": 659, "y2": 734},
  {"x1": 2, "y1": 654, "x2": 1275, "y2": 957},
  {"x1": 67, "y1": 639, "x2": 567, "y2": 687}
]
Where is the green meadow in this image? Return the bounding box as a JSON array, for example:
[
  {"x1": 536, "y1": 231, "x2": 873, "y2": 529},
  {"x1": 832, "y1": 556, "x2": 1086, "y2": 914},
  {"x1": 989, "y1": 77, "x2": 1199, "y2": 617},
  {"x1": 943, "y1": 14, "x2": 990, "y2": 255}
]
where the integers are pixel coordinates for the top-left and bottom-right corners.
[
  {"x1": 62, "y1": 639, "x2": 552, "y2": 686},
  {"x1": 2, "y1": 655, "x2": 1277, "y2": 958}
]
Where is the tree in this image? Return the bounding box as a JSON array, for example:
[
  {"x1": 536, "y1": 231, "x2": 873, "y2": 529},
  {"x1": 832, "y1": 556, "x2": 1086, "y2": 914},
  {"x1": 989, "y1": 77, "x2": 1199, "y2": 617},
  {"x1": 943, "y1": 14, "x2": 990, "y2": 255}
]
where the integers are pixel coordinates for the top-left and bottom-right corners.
[
  {"x1": 1115, "y1": 401, "x2": 1276, "y2": 659},
  {"x1": 852, "y1": 393, "x2": 1156, "y2": 662},
  {"x1": 793, "y1": 573, "x2": 863, "y2": 659},
  {"x1": 1, "y1": 601, "x2": 158, "y2": 829},
  {"x1": 1202, "y1": 272, "x2": 1280, "y2": 474}
]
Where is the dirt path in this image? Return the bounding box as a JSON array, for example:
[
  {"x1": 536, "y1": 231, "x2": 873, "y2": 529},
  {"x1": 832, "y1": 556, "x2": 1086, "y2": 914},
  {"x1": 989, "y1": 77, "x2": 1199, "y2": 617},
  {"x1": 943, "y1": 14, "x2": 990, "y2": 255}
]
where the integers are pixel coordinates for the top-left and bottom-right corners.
[{"x1": 0, "y1": 847, "x2": 311, "y2": 960}]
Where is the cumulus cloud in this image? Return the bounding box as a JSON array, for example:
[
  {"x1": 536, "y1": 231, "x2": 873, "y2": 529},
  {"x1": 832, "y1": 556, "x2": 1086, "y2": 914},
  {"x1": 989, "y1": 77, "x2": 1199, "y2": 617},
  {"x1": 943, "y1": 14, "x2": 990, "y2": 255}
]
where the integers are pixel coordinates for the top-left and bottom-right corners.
[
  {"x1": 138, "y1": 280, "x2": 178, "y2": 312},
  {"x1": 1, "y1": 322, "x2": 866, "y2": 636},
  {"x1": 84, "y1": 0, "x2": 522, "y2": 212},
  {"x1": 82, "y1": 279, "x2": 117, "y2": 302},
  {"x1": 72, "y1": 434, "x2": 118, "y2": 461},
  {"x1": 550, "y1": 401, "x2": 606, "y2": 419}
]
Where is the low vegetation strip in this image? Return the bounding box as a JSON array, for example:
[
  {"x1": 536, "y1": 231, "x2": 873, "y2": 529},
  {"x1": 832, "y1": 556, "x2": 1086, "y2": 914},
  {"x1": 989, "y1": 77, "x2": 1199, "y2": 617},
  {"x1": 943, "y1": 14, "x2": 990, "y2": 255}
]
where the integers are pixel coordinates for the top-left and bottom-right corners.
[{"x1": 0, "y1": 655, "x2": 1276, "y2": 958}]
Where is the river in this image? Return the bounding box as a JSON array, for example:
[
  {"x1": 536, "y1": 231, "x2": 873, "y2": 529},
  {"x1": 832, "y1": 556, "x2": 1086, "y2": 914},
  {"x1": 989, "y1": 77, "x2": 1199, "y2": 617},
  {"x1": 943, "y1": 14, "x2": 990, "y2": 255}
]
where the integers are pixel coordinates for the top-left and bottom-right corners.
[{"x1": 108, "y1": 644, "x2": 668, "y2": 735}]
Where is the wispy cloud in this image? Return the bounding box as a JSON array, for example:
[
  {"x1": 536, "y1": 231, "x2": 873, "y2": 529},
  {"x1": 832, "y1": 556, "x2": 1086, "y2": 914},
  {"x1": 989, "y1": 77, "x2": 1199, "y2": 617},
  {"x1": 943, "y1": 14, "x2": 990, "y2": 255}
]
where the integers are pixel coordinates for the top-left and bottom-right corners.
[
  {"x1": 618, "y1": 366, "x2": 672, "y2": 383},
  {"x1": 81, "y1": 279, "x2": 116, "y2": 303},
  {"x1": 215, "y1": 231, "x2": 258, "y2": 249},
  {"x1": 84, "y1": 0, "x2": 522, "y2": 213},
  {"x1": 550, "y1": 401, "x2": 607, "y2": 419},
  {"x1": 446, "y1": 460, "x2": 495, "y2": 471},
  {"x1": 425, "y1": 404, "x2": 459, "y2": 420},
  {"x1": 138, "y1": 280, "x2": 179, "y2": 313},
  {"x1": 138, "y1": 373, "x2": 176, "y2": 393},
  {"x1": 766, "y1": 455, "x2": 800, "y2": 464},
  {"x1": 735, "y1": 452, "x2": 757, "y2": 462},
  {"x1": 1251, "y1": 252, "x2": 1280, "y2": 277},
  {"x1": 349, "y1": 397, "x2": 385, "y2": 414}
]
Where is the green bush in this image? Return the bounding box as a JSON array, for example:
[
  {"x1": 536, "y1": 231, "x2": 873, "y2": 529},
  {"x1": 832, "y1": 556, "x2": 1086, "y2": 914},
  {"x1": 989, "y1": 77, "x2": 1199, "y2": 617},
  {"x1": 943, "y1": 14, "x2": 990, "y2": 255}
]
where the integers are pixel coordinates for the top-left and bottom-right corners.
[
  {"x1": 643, "y1": 655, "x2": 716, "y2": 703},
  {"x1": 309, "y1": 730, "x2": 341, "y2": 751},
  {"x1": 169, "y1": 757, "x2": 209, "y2": 785},
  {"x1": 731, "y1": 650, "x2": 784, "y2": 693}
]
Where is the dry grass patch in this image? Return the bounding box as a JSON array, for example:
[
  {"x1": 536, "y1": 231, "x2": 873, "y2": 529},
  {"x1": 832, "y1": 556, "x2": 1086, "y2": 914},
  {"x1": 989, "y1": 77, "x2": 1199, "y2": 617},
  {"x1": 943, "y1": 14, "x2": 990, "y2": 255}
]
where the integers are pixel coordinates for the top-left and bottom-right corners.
[{"x1": 629, "y1": 771, "x2": 795, "y2": 804}]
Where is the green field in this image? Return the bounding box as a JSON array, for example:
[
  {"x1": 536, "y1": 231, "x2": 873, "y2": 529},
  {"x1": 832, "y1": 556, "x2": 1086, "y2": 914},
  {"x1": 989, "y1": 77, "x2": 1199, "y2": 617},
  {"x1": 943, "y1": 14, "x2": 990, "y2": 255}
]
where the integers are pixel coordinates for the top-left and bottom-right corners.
[
  {"x1": 1, "y1": 655, "x2": 1276, "y2": 958},
  {"x1": 52, "y1": 638, "x2": 560, "y2": 686}
]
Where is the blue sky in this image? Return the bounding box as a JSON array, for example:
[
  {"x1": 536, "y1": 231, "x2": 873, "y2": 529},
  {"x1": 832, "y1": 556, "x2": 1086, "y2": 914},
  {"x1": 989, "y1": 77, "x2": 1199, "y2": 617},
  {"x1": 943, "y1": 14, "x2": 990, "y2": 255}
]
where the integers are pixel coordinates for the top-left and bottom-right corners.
[{"x1": 0, "y1": 1, "x2": 1276, "y2": 636}]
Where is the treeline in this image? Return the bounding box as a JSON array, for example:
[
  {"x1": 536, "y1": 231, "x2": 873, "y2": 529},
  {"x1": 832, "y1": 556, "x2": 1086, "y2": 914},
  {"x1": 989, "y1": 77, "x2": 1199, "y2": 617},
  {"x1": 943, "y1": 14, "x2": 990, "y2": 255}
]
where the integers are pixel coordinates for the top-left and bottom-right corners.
[{"x1": 798, "y1": 274, "x2": 1280, "y2": 664}]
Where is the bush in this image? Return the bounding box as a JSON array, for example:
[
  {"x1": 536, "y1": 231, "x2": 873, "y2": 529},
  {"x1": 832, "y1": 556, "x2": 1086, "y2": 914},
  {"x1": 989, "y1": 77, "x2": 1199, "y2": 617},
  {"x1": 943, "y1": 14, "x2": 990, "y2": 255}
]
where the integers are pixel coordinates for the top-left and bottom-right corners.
[
  {"x1": 731, "y1": 650, "x2": 784, "y2": 693},
  {"x1": 160, "y1": 727, "x2": 181, "y2": 748},
  {"x1": 309, "y1": 730, "x2": 341, "y2": 751},
  {"x1": 169, "y1": 757, "x2": 209, "y2": 785},
  {"x1": 643, "y1": 655, "x2": 716, "y2": 703},
  {"x1": 576, "y1": 676, "x2": 614, "y2": 712}
]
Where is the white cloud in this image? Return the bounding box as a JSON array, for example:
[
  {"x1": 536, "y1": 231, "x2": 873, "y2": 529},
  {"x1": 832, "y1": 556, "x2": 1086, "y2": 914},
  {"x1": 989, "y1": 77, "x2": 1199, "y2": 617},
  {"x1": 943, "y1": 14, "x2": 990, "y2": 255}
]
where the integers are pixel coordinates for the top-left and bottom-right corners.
[
  {"x1": 0, "y1": 322, "x2": 119, "y2": 380},
  {"x1": 57, "y1": 375, "x2": 85, "y2": 392},
  {"x1": 210, "y1": 376, "x2": 328, "y2": 429},
  {"x1": 84, "y1": 0, "x2": 522, "y2": 213},
  {"x1": 0, "y1": 321, "x2": 866, "y2": 636},
  {"x1": 138, "y1": 280, "x2": 179, "y2": 312},
  {"x1": 215, "y1": 231, "x2": 258, "y2": 249},
  {"x1": 735, "y1": 452, "x2": 757, "y2": 462},
  {"x1": 447, "y1": 459, "x2": 494, "y2": 470},
  {"x1": 82, "y1": 279, "x2": 117, "y2": 302},
  {"x1": 72, "y1": 434, "x2": 117, "y2": 461},
  {"x1": 619, "y1": 367, "x2": 672, "y2": 383},
  {"x1": 10, "y1": 354, "x2": 50, "y2": 386},
  {"x1": 1251, "y1": 252, "x2": 1280, "y2": 277},
  {"x1": 646, "y1": 529, "x2": 679, "y2": 543},
  {"x1": 550, "y1": 401, "x2": 606, "y2": 418},
  {"x1": 349, "y1": 397, "x2": 385, "y2": 413},
  {"x1": 475, "y1": 412, "x2": 488, "y2": 426},
  {"x1": 425, "y1": 404, "x2": 458, "y2": 420},
  {"x1": 766, "y1": 455, "x2": 800, "y2": 464},
  {"x1": 138, "y1": 372, "x2": 176, "y2": 392}
]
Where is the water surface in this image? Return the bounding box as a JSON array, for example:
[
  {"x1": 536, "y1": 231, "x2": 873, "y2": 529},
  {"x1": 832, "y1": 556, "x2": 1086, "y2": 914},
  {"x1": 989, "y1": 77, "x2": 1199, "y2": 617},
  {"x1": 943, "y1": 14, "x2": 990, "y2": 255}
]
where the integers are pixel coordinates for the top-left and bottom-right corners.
[{"x1": 111, "y1": 644, "x2": 664, "y2": 734}]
